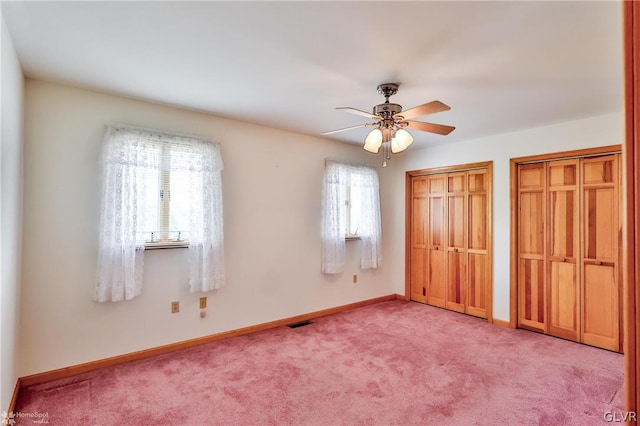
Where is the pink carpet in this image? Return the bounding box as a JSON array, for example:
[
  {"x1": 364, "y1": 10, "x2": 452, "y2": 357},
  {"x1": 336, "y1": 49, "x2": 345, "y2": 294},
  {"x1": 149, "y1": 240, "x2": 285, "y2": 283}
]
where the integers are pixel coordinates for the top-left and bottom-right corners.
[{"x1": 15, "y1": 300, "x2": 624, "y2": 425}]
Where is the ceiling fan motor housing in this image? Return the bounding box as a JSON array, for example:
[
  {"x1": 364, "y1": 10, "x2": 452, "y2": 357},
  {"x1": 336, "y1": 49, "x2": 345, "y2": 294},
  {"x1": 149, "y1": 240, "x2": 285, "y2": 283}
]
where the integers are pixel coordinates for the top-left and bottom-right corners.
[{"x1": 373, "y1": 103, "x2": 402, "y2": 117}]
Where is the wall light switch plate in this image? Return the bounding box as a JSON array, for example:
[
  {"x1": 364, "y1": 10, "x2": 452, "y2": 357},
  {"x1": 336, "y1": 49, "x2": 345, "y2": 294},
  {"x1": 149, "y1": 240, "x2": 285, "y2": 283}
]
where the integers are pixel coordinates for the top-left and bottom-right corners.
[
  {"x1": 171, "y1": 301, "x2": 180, "y2": 314},
  {"x1": 199, "y1": 297, "x2": 207, "y2": 309}
]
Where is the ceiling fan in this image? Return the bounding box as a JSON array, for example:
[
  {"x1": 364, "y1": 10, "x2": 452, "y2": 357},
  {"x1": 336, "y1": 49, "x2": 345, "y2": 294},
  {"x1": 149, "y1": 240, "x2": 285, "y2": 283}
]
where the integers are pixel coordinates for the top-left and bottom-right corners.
[{"x1": 323, "y1": 83, "x2": 455, "y2": 161}]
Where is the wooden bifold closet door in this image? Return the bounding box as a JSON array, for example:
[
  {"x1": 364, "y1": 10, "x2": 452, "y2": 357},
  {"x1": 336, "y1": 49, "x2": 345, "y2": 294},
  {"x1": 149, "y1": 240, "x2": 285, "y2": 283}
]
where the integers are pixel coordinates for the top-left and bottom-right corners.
[
  {"x1": 517, "y1": 153, "x2": 621, "y2": 352},
  {"x1": 548, "y1": 159, "x2": 580, "y2": 342},
  {"x1": 427, "y1": 175, "x2": 447, "y2": 308},
  {"x1": 446, "y1": 172, "x2": 466, "y2": 313},
  {"x1": 408, "y1": 163, "x2": 492, "y2": 320},
  {"x1": 581, "y1": 156, "x2": 620, "y2": 350}
]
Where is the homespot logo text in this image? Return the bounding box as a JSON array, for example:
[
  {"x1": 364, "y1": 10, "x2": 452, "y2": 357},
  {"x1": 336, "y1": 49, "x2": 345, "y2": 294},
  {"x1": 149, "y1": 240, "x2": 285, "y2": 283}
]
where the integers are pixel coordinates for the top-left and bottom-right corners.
[{"x1": 2, "y1": 411, "x2": 49, "y2": 425}]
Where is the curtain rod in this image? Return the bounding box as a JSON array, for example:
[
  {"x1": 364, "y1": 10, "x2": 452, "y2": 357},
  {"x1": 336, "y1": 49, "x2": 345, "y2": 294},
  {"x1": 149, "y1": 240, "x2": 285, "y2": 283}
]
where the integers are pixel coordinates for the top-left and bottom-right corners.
[
  {"x1": 324, "y1": 157, "x2": 378, "y2": 169},
  {"x1": 109, "y1": 122, "x2": 216, "y2": 144}
]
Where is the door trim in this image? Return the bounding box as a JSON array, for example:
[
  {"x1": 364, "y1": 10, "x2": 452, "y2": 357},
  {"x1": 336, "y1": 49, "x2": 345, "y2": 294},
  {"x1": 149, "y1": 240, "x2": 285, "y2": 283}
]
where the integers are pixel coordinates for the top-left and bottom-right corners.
[
  {"x1": 623, "y1": 0, "x2": 639, "y2": 415},
  {"x1": 509, "y1": 146, "x2": 623, "y2": 329}
]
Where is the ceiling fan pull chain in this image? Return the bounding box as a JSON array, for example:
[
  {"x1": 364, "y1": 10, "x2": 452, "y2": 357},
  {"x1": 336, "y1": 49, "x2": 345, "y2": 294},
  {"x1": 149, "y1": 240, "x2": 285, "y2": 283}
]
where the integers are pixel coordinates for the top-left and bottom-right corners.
[{"x1": 382, "y1": 142, "x2": 391, "y2": 168}]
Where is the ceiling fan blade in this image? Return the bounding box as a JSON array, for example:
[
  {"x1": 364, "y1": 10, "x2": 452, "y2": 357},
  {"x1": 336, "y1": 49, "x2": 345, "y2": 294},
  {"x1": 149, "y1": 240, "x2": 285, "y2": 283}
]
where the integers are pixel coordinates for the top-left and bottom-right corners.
[
  {"x1": 404, "y1": 120, "x2": 456, "y2": 135},
  {"x1": 336, "y1": 107, "x2": 379, "y2": 120},
  {"x1": 322, "y1": 123, "x2": 373, "y2": 135},
  {"x1": 394, "y1": 100, "x2": 450, "y2": 120}
]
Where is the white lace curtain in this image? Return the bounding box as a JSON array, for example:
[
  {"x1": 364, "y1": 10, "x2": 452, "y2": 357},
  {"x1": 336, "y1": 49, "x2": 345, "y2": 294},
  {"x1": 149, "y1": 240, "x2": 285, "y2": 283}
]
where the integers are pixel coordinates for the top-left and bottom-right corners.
[
  {"x1": 95, "y1": 123, "x2": 224, "y2": 302},
  {"x1": 321, "y1": 160, "x2": 382, "y2": 274}
]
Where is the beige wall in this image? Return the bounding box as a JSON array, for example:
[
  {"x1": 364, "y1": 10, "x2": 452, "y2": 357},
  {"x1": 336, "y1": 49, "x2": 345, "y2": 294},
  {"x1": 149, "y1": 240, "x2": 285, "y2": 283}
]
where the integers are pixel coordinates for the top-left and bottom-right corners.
[
  {"x1": 388, "y1": 112, "x2": 624, "y2": 321},
  {"x1": 16, "y1": 77, "x2": 625, "y2": 379},
  {"x1": 20, "y1": 80, "x2": 396, "y2": 376},
  {"x1": 1, "y1": 13, "x2": 25, "y2": 410}
]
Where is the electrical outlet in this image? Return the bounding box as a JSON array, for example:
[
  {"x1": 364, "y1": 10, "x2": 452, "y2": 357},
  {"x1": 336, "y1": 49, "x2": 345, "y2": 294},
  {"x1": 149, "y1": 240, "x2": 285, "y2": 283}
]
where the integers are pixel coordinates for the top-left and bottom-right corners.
[
  {"x1": 171, "y1": 301, "x2": 180, "y2": 314},
  {"x1": 199, "y1": 297, "x2": 207, "y2": 309},
  {"x1": 353, "y1": 274, "x2": 358, "y2": 283}
]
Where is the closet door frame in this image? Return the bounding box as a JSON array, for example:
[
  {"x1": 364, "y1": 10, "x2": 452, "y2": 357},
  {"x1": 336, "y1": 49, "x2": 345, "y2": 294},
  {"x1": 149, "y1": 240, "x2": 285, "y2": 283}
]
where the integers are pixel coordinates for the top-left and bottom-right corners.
[
  {"x1": 509, "y1": 146, "x2": 622, "y2": 335},
  {"x1": 405, "y1": 161, "x2": 493, "y2": 322}
]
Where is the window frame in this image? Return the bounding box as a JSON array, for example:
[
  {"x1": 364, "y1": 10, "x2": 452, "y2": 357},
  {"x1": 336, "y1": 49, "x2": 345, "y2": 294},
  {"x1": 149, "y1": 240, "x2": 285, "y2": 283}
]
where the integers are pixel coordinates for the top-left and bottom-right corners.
[{"x1": 142, "y1": 142, "x2": 190, "y2": 249}]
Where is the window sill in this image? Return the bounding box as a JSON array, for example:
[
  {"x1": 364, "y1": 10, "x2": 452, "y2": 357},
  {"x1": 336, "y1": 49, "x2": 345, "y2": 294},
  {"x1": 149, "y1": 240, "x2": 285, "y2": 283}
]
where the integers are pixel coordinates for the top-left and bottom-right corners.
[{"x1": 144, "y1": 242, "x2": 189, "y2": 250}]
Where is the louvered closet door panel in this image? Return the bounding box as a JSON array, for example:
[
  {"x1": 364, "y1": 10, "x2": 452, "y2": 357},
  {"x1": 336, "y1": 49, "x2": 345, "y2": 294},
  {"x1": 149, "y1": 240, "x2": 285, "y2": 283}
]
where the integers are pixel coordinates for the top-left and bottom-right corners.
[
  {"x1": 518, "y1": 163, "x2": 546, "y2": 332},
  {"x1": 411, "y1": 177, "x2": 428, "y2": 302},
  {"x1": 427, "y1": 175, "x2": 446, "y2": 307},
  {"x1": 466, "y1": 169, "x2": 489, "y2": 318},
  {"x1": 446, "y1": 172, "x2": 466, "y2": 313},
  {"x1": 547, "y1": 159, "x2": 579, "y2": 341},
  {"x1": 581, "y1": 155, "x2": 620, "y2": 351}
]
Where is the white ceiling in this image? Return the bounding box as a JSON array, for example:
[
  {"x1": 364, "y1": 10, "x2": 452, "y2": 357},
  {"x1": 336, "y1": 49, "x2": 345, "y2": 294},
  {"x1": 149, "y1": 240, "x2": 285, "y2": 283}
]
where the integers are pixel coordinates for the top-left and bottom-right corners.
[{"x1": 1, "y1": 1, "x2": 623, "y2": 149}]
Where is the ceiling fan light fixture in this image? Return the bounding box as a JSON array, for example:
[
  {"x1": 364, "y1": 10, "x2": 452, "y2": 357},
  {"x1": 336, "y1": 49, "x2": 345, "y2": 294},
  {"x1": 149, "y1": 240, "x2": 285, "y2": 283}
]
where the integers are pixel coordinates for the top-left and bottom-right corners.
[
  {"x1": 363, "y1": 128, "x2": 383, "y2": 153},
  {"x1": 324, "y1": 83, "x2": 454, "y2": 165},
  {"x1": 391, "y1": 129, "x2": 414, "y2": 153}
]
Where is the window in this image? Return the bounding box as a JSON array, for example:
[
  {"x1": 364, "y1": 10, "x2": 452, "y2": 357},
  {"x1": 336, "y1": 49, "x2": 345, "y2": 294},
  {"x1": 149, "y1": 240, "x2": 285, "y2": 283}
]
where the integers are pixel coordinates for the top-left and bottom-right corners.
[
  {"x1": 95, "y1": 124, "x2": 225, "y2": 302},
  {"x1": 345, "y1": 185, "x2": 362, "y2": 238},
  {"x1": 321, "y1": 160, "x2": 382, "y2": 274},
  {"x1": 138, "y1": 141, "x2": 203, "y2": 247}
]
